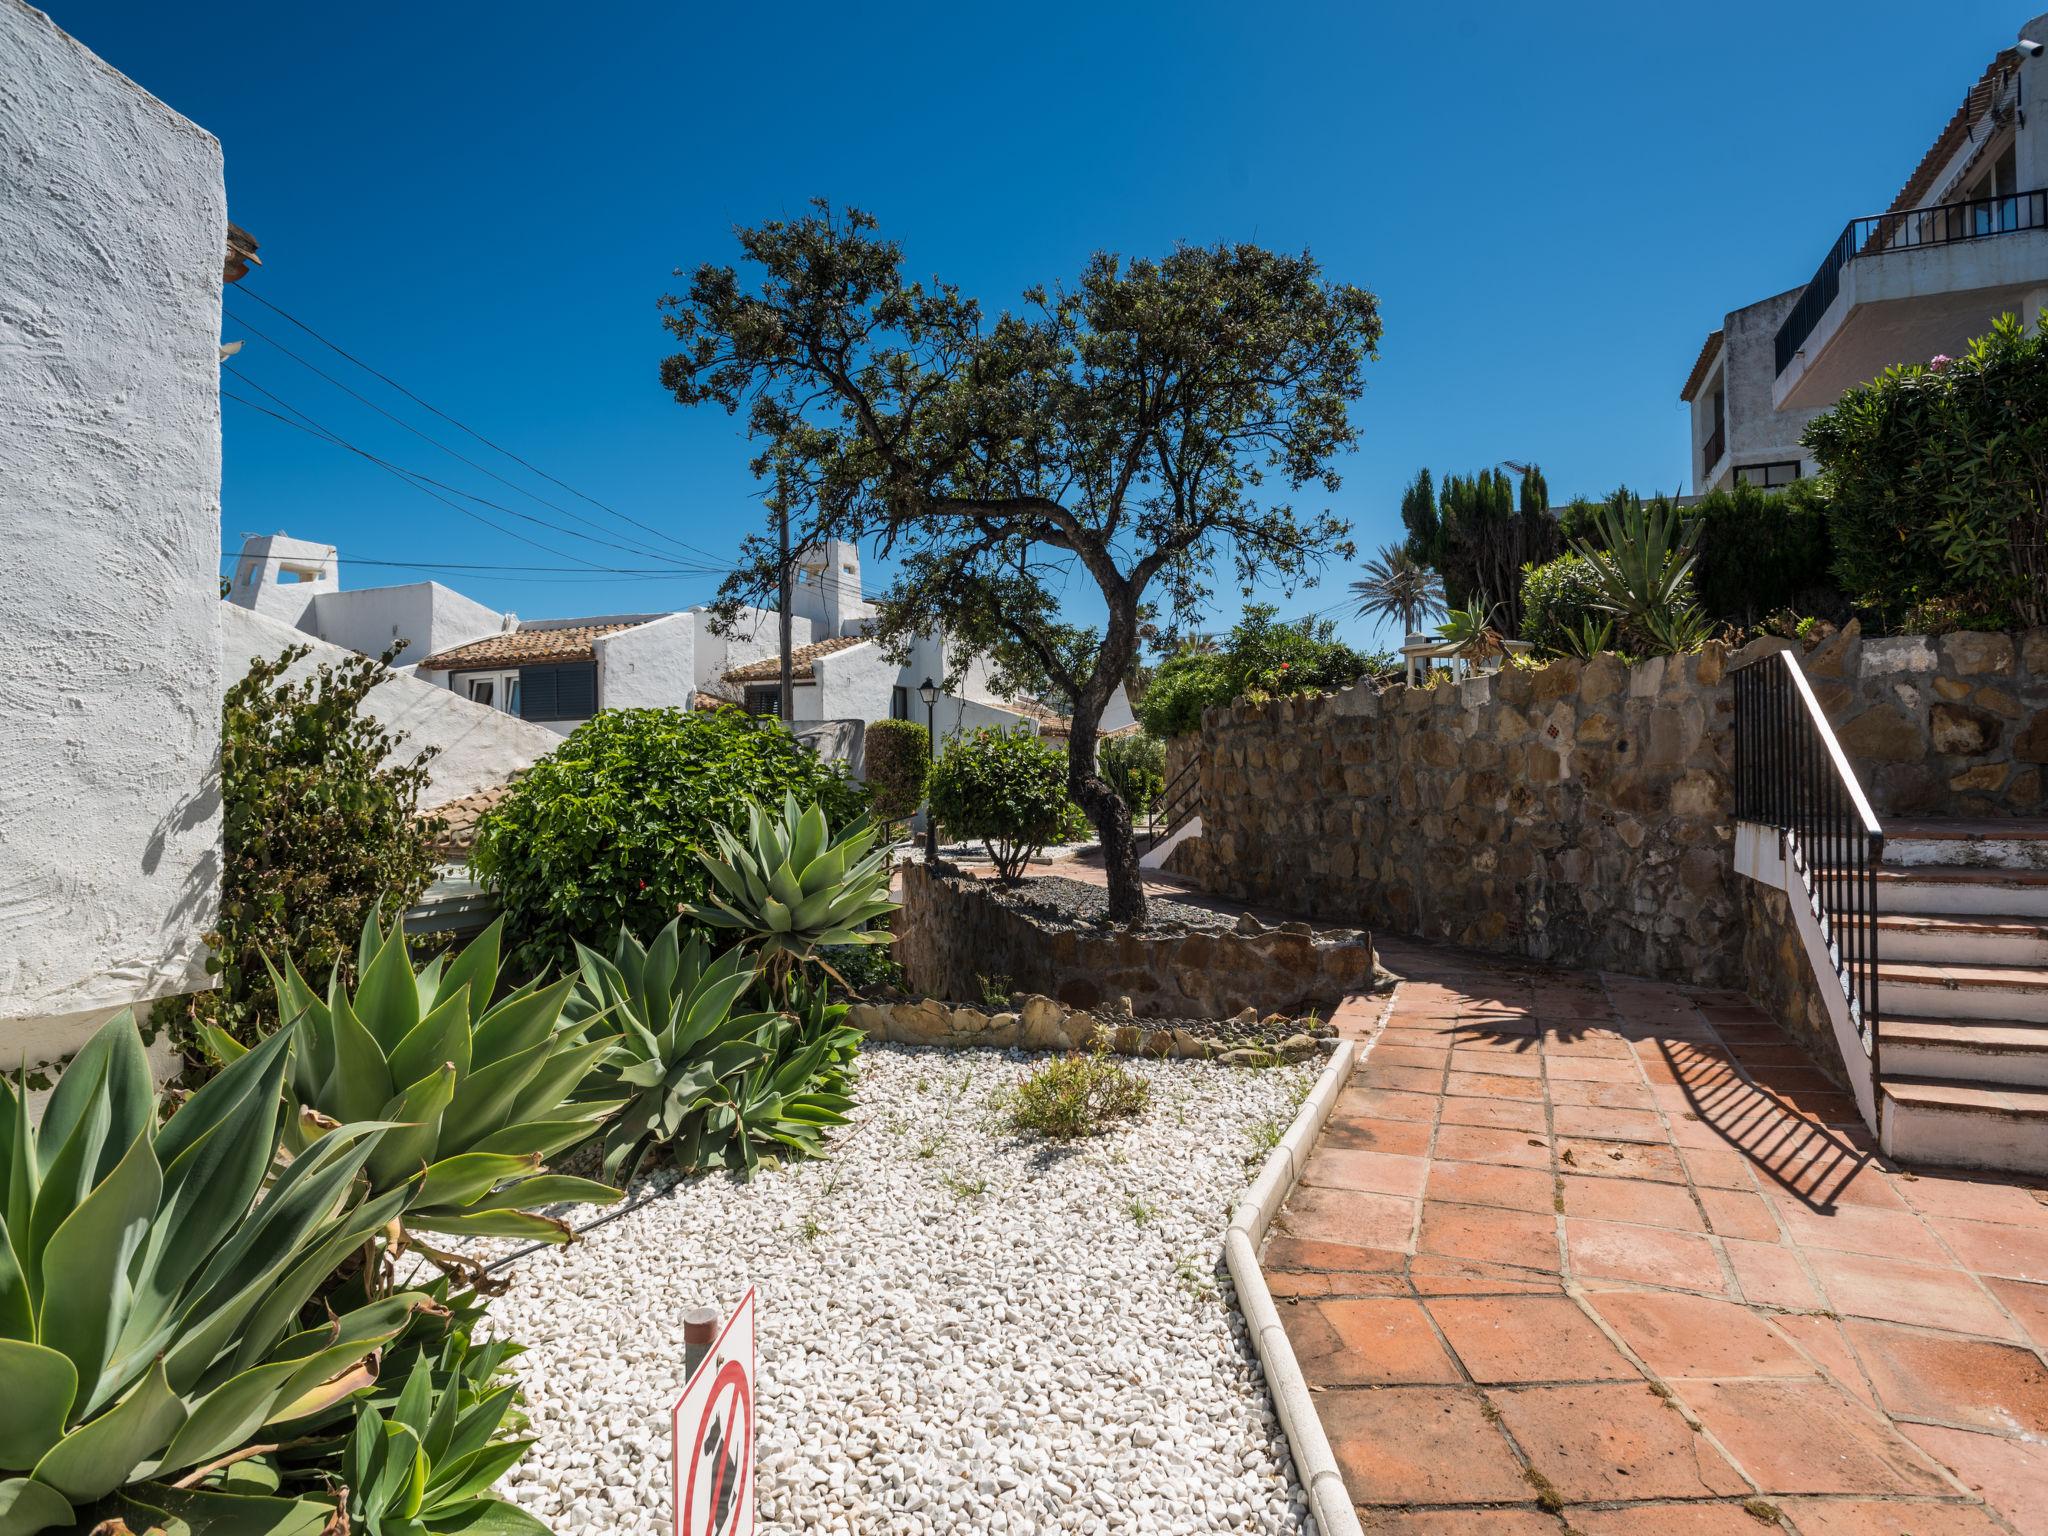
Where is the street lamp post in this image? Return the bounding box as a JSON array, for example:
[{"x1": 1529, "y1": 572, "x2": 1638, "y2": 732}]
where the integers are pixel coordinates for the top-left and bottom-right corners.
[{"x1": 918, "y1": 677, "x2": 939, "y2": 864}]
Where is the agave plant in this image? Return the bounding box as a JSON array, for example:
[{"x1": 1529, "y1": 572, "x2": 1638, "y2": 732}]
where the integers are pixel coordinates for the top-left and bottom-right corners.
[
  {"x1": 1571, "y1": 494, "x2": 1705, "y2": 655},
  {"x1": 257, "y1": 1281, "x2": 547, "y2": 1536},
  {"x1": 204, "y1": 912, "x2": 623, "y2": 1248},
  {"x1": 1435, "y1": 599, "x2": 1507, "y2": 661},
  {"x1": 691, "y1": 794, "x2": 898, "y2": 995},
  {"x1": 0, "y1": 1012, "x2": 432, "y2": 1536},
  {"x1": 1560, "y1": 613, "x2": 1617, "y2": 660},
  {"x1": 569, "y1": 921, "x2": 861, "y2": 1181}
]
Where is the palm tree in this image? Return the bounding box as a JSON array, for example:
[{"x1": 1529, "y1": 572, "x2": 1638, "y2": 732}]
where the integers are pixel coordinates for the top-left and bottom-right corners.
[{"x1": 1350, "y1": 545, "x2": 1445, "y2": 637}]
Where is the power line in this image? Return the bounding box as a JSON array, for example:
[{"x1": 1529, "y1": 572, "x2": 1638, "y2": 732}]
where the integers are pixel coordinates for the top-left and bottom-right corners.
[
  {"x1": 223, "y1": 376, "x2": 745, "y2": 578},
  {"x1": 228, "y1": 283, "x2": 732, "y2": 566},
  {"x1": 221, "y1": 316, "x2": 689, "y2": 566}
]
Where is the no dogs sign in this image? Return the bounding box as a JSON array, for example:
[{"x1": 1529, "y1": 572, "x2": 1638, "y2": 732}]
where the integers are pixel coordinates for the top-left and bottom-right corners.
[{"x1": 673, "y1": 1288, "x2": 756, "y2": 1536}]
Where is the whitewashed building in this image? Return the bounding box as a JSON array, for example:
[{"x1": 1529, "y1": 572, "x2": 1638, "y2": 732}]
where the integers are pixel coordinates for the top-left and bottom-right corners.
[
  {"x1": 228, "y1": 533, "x2": 1121, "y2": 759},
  {"x1": 1, "y1": 1, "x2": 228, "y2": 1078},
  {"x1": 1682, "y1": 14, "x2": 2048, "y2": 492}
]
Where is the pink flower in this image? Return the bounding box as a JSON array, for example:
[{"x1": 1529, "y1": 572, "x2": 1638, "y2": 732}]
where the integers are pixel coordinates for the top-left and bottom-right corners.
[{"x1": 1929, "y1": 353, "x2": 1953, "y2": 372}]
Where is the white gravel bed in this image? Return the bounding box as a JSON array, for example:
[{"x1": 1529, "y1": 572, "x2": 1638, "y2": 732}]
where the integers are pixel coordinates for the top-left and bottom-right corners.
[{"x1": 470, "y1": 1044, "x2": 1320, "y2": 1535}]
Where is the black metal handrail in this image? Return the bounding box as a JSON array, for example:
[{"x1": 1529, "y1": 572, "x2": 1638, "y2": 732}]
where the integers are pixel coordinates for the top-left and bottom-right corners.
[
  {"x1": 1732, "y1": 649, "x2": 1884, "y2": 1071},
  {"x1": 1774, "y1": 187, "x2": 2048, "y2": 375},
  {"x1": 1149, "y1": 755, "x2": 1201, "y2": 844}
]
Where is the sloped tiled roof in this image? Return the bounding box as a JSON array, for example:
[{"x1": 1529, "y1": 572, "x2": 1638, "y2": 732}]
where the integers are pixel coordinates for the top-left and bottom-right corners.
[
  {"x1": 1887, "y1": 50, "x2": 2021, "y2": 216},
  {"x1": 722, "y1": 634, "x2": 869, "y2": 684},
  {"x1": 418, "y1": 783, "x2": 514, "y2": 858},
  {"x1": 1679, "y1": 329, "x2": 1724, "y2": 404},
  {"x1": 419, "y1": 622, "x2": 644, "y2": 672}
]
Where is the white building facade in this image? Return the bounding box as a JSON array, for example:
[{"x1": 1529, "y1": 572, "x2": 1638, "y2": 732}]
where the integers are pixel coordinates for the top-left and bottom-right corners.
[
  {"x1": 1683, "y1": 14, "x2": 2048, "y2": 492},
  {"x1": 0, "y1": 1, "x2": 228, "y2": 1078}
]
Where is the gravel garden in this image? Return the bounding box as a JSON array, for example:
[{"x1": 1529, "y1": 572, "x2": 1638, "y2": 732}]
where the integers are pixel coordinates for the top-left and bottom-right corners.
[{"x1": 468, "y1": 1043, "x2": 1320, "y2": 1535}]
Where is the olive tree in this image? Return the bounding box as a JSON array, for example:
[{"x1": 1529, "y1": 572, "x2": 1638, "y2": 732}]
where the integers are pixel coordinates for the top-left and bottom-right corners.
[{"x1": 659, "y1": 203, "x2": 1379, "y2": 923}]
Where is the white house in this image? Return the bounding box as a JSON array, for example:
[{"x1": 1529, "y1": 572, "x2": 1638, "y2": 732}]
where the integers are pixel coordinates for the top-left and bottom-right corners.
[
  {"x1": 1682, "y1": 13, "x2": 2048, "y2": 492},
  {"x1": 1, "y1": 1, "x2": 228, "y2": 1081},
  {"x1": 228, "y1": 533, "x2": 1125, "y2": 761}
]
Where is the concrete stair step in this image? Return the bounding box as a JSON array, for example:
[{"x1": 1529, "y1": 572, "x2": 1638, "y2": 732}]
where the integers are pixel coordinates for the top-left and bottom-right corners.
[
  {"x1": 1885, "y1": 818, "x2": 2048, "y2": 873},
  {"x1": 1880, "y1": 1075, "x2": 2048, "y2": 1173},
  {"x1": 1881, "y1": 1014, "x2": 2048, "y2": 1087},
  {"x1": 1874, "y1": 863, "x2": 2048, "y2": 917},
  {"x1": 1879, "y1": 959, "x2": 2048, "y2": 1023},
  {"x1": 1874, "y1": 912, "x2": 2048, "y2": 965}
]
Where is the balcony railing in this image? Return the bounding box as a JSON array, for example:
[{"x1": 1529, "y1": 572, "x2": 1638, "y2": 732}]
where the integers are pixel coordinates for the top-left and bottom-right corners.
[
  {"x1": 1774, "y1": 188, "x2": 2048, "y2": 375},
  {"x1": 1701, "y1": 420, "x2": 1725, "y2": 477},
  {"x1": 1732, "y1": 649, "x2": 1884, "y2": 1074}
]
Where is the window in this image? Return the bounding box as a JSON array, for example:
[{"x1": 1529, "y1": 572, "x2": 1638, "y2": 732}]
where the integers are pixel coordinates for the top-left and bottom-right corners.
[
  {"x1": 466, "y1": 678, "x2": 495, "y2": 707},
  {"x1": 518, "y1": 662, "x2": 598, "y2": 723},
  {"x1": 1734, "y1": 460, "x2": 1802, "y2": 488},
  {"x1": 745, "y1": 686, "x2": 782, "y2": 717},
  {"x1": 461, "y1": 670, "x2": 522, "y2": 715},
  {"x1": 891, "y1": 685, "x2": 910, "y2": 721}
]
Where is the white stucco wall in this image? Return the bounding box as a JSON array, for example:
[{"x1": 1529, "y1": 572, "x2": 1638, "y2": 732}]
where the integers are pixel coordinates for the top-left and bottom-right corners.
[
  {"x1": 594, "y1": 610, "x2": 700, "y2": 709},
  {"x1": 0, "y1": 1, "x2": 226, "y2": 1070},
  {"x1": 221, "y1": 604, "x2": 561, "y2": 808},
  {"x1": 308, "y1": 580, "x2": 506, "y2": 670},
  {"x1": 1692, "y1": 288, "x2": 1824, "y2": 490}
]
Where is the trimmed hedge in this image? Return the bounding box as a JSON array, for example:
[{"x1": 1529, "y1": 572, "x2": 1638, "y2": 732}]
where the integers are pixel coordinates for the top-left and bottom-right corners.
[
  {"x1": 926, "y1": 725, "x2": 1076, "y2": 880},
  {"x1": 863, "y1": 717, "x2": 930, "y2": 822}
]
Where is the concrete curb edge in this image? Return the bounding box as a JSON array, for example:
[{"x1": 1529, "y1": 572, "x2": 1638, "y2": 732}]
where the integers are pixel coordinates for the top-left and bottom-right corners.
[{"x1": 1225, "y1": 990, "x2": 1390, "y2": 1536}]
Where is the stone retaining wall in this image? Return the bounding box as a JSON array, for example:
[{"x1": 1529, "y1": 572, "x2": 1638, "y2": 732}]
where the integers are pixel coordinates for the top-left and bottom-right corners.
[
  {"x1": 1174, "y1": 648, "x2": 1744, "y2": 984},
  {"x1": 1796, "y1": 623, "x2": 2048, "y2": 818},
  {"x1": 845, "y1": 994, "x2": 1328, "y2": 1062},
  {"x1": 892, "y1": 864, "x2": 1377, "y2": 1018}
]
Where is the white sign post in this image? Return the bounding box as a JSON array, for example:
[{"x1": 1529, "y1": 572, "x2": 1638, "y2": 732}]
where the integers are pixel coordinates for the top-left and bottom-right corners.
[{"x1": 672, "y1": 1288, "x2": 756, "y2": 1536}]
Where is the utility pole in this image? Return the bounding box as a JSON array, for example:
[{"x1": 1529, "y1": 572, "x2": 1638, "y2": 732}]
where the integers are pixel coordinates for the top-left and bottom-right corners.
[{"x1": 775, "y1": 480, "x2": 794, "y2": 723}]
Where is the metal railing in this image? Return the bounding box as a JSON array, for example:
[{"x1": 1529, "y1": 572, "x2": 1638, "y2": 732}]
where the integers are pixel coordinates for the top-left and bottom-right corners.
[
  {"x1": 1774, "y1": 188, "x2": 2048, "y2": 375},
  {"x1": 1701, "y1": 420, "x2": 1726, "y2": 477},
  {"x1": 1732, "y1": 649, "x2": 1884, "y2": 1072},
  {"x1": 1148, "y1": 756, "x2": 1201, "y2": 845}
]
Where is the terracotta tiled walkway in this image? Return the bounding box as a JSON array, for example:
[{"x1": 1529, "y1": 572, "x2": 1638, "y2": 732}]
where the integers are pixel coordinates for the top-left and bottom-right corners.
[{"x1": 1276, "y1": 936, "x2": 2048, "y2": 1535}]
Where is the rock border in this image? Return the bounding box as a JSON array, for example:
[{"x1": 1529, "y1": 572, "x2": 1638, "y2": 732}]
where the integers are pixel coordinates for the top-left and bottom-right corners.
[
  {"x1": 845, "y1": 993, "x2": 1331, "y2": 1062},
  {"x1": 1223, "y1": 997, "x2": 1390, "y2": 1536}
]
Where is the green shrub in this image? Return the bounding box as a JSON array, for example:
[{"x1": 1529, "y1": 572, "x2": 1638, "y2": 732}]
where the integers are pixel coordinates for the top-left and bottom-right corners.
[
  {"x1": 926, "y1": 726, "x2": 1076, "y2": 880},
  {"x1": 1569, "y1": 494, "x2": 1709, "y2": 656},
  {"x1": 471, "y1": 706, "x2": 868, "y2": 976},
  {"x1": 213, "y1": 910, "x2": 623, "y2": 1244},
  {"x1": 1806, "y1": 312, "x2": 2048, "y2": 629},
  {"x1": 189, "y1": 645, "x2": 441, "y2": 1053},
  {"x1": 1099, "y1": 731, "x2": 1167, "y2": 818},
  {"x1": 0, "y1": 1013, "x2": 434, "y2": 1534},
  {"x1": 1005, "y1": 1050, "x2": 1152, "y2": 1138},
  {"x1": 863, "y1": 717, "x2": 930, "y2": 822},
  {"x1": 1689, "y1": 479, "x2": 1836, "y2": 627},
  {"x1": 568, "y1": 920, "x2": 861, "y2": 1182},
  {"x1": 1135, "y1": 605, "x2": 1383, "y2": 738},
  {"x1": 1518, "y1": 553, "x2": 1607, "y2": 655}
]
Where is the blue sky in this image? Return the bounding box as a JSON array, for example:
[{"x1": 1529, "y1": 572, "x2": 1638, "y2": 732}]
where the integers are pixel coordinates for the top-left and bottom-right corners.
[{"x1": 48, "y1": 0, "x2": 2026, "y2": 651}]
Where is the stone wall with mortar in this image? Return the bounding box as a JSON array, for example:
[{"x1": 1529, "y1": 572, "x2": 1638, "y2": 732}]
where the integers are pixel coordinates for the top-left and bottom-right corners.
[
  {"x1": 845, "y1": 994, "x2": 1328, "y2": 1063},
  {"x1": 1172, "y1": 648, "x2": 1745, "y2": 985},
  {"x1": 892, "y1": 864, "x2": 1377, "y2": 1018},
  {"x1": 1788, "y1": 623, "x2": 2048, "y2": 818}
]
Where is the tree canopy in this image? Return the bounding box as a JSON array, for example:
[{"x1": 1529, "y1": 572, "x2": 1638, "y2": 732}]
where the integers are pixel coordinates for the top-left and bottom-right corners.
[{"x1": 658, "y1": 202, "x2": 1380, "y2": 920}]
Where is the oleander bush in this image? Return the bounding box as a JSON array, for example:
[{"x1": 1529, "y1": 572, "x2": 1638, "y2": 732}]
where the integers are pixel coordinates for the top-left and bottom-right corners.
[
  {"x1": 925, "y1": 726, "x2": 1077, "y2": 880},
  {"x1": 1806, "y1": 311, "x2": 2048, "y2": 630},
  {"x1": 189, "y1": 644, "x2": 442, "y2": 1055},
  {"x1": 471, "y1": 706, "x2": 867, "y2": 977}
]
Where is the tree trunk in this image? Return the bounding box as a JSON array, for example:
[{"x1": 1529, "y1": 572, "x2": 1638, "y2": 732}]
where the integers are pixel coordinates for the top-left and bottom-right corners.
[{"x1": 1066, "y1": 603, "x2": 1147, "y2": 926}]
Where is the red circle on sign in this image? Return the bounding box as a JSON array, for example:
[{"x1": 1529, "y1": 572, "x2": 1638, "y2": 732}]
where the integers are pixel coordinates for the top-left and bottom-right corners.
[{"x1": 681, "y1": 1358, "x2": 752, "y2": 1536}]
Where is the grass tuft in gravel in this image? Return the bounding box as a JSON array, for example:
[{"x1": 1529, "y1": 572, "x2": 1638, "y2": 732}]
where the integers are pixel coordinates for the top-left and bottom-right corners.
[{"x1": 1003, "y1": 1048, "x2": 1152, "y2": 1137}]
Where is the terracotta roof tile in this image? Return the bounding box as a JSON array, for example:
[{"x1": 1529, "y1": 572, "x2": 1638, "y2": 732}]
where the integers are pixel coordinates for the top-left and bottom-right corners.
[
  {"x1": 722, "y1": 634, "x2": 869, "y2": 684},
  {"x1": 418, "y1": 783, "x2": 515, "y2": 858},
  {"x1": 419, "y1": 622, "x2": 644, "y2": 672},
  {"x1": 1679, "y1": 330, "x2": 1723, "y2": 404},
  {"x1": 1887, "y1": 50, "x2": 2021, "y2": 216}
]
